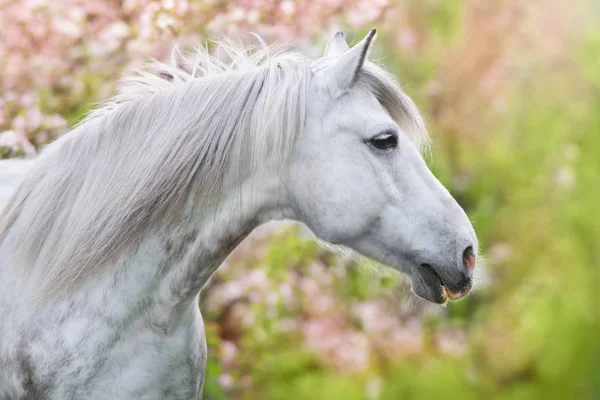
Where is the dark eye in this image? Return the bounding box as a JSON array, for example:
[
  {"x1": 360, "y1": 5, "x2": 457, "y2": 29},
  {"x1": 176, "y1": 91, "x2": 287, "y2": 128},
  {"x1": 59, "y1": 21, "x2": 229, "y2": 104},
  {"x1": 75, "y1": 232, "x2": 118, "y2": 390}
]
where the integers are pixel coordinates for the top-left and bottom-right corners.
[{"x1": 367, "y1": 132, "x2": 398, "y2": 150}]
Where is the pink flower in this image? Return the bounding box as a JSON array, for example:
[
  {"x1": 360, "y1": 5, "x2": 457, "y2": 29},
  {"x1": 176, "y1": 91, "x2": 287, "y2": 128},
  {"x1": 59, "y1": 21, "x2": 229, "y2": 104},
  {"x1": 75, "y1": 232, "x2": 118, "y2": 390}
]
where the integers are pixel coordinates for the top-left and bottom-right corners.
[
  {"x1": 217, "y1": 373, "x2": 234, "y2": 389},
  {"x1": 219, "y1": 341, "x2": 237, "y2": 367},
  {"x1": 280, "y1": 0, "x2": 296, "y2": 16},
  {"x1": 0, "y1": 130, "x2": 36, "y2": 156}
]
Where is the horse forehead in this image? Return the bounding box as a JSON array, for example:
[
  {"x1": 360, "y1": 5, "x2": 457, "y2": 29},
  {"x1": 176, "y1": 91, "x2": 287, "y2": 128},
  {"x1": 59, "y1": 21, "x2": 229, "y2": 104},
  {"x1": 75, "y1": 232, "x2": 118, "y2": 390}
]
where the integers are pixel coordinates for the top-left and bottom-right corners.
[{"x1": 321, "y1": 93, "x2": 393, "y2": 130}]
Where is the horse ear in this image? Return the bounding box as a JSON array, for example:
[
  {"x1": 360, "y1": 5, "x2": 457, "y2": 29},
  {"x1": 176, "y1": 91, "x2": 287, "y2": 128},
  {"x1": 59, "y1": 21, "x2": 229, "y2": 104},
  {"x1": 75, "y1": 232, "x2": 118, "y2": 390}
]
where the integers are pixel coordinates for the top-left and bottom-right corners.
[
  {"x1": 327, "y1": 28, "x2": 377, "y2": 90},
  {"x1": 324, "y1": 31, "x2": 349, "y2": 57}
]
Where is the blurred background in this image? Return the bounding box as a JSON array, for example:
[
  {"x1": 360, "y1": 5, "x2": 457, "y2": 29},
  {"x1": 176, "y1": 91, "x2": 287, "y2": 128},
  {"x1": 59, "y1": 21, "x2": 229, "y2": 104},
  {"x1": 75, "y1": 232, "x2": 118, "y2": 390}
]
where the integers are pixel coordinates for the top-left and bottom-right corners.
[{"x1": 1, "y1": 0, "x2": 599, "y2": 398}]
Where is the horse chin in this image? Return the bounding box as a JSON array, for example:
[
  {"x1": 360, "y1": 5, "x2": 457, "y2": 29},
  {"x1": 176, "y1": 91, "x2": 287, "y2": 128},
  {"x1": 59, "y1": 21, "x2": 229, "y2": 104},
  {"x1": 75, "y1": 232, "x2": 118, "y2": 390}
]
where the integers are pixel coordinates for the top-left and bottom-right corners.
[
  {"x1": 409, "y1": 264, "x2": 448, "y2": 304},
  {"x1": 409, "y1": 263, "x2": 474, "y2": 304}
]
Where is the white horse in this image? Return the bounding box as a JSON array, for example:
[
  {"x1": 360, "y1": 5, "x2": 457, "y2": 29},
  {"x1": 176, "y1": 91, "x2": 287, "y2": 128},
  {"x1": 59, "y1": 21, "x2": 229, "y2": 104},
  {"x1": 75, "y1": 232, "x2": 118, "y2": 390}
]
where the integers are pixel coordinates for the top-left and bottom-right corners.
[{"x1": 0, "y1": 30, "x2": 478, "y2": 399}]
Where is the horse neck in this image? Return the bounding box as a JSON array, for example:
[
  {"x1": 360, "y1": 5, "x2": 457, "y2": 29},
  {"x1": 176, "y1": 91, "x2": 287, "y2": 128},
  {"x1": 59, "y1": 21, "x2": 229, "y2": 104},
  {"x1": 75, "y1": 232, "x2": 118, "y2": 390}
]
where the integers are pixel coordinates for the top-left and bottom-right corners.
[{"x1": 59, "y1": 166, "x2": 293, "y2": 331}]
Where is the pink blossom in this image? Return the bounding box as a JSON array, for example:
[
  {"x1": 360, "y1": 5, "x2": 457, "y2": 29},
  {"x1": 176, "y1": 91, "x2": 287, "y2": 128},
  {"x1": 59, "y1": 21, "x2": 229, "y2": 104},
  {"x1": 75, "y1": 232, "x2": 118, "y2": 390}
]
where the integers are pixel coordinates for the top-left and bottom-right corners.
[
  {"x1": 219, "y1": 341, "x2": 237, "y2": 367},
  {"x1": 0, "y1": 130, "x2": 36, "y2": 157},
  {"x1": 217, "y1": 373, "x2": 234, "y2": 389},
  {"x1": 302, "y1": 316, "x2": 371, "y2": 374},
  {"x1": 435, "y1": 330, "x2": 469, "y2": 357}
]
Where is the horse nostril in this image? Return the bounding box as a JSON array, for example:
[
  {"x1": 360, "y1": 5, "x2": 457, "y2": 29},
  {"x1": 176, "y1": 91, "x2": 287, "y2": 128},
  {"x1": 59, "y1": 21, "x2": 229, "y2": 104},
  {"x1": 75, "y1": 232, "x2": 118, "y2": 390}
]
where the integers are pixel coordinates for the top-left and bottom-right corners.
[{"x1": 463, "y1": 246, "x2": 476, "y2": 272}]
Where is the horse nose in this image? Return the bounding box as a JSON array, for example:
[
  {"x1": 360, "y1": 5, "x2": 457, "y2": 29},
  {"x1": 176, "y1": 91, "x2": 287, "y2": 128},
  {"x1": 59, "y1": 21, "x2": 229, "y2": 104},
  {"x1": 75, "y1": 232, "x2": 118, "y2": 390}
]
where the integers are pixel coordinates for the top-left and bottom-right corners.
[{"x1": 463, "y1": 245, "x2": 476, "y2": 272}]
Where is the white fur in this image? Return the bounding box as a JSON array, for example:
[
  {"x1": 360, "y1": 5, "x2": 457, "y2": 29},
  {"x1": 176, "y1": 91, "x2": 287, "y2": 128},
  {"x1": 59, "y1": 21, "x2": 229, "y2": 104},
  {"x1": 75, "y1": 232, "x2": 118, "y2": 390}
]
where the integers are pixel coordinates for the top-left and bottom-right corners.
[{"x1": 0, "y1": 159, "x2": 33, "y2": 211}]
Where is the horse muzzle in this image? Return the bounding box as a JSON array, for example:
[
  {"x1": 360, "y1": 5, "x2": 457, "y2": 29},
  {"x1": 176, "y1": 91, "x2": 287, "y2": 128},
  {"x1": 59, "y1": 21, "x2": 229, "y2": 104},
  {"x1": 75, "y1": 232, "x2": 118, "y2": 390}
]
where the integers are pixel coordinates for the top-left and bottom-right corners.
[{"x1": 410, "y1": 246, "x2": 476, "y2": 304}]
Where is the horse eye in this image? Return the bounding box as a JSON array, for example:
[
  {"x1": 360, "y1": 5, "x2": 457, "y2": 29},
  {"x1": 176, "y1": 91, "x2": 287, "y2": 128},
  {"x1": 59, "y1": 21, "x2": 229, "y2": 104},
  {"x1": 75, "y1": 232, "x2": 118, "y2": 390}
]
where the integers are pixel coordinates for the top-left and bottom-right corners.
[{"x1": 367, "y1": 132, "x2": 398, "y2": 150}]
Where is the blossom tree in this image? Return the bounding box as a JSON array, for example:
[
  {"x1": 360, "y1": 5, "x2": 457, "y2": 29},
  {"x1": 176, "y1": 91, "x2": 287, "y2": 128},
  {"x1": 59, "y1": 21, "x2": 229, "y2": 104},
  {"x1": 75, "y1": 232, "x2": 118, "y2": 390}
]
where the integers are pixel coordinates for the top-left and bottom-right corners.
[{"x1": 0, "y1": 0, "x2": 390, "y2": 157}]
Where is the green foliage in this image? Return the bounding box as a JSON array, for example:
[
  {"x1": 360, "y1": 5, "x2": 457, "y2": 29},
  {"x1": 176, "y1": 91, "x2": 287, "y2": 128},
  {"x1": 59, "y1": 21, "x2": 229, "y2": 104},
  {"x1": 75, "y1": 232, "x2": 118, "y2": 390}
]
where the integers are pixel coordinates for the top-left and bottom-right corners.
[{"x1": 203, "y1": 322, "x2": 228, "y2": 400}]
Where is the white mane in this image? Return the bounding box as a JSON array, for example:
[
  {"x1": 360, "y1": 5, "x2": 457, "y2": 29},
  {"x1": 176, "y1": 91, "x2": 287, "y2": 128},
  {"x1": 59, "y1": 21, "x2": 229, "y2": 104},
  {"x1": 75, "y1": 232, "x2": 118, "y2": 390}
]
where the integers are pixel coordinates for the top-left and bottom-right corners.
[{"x1": 0, "y1": 38, "x2": 428, "y2": 295}]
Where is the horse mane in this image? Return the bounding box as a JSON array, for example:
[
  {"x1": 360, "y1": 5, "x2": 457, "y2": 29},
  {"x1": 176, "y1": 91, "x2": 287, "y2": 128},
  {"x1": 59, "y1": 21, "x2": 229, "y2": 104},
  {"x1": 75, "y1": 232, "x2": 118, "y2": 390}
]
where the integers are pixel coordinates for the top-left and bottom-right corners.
[{"x1": 0, "y1": 37, "x2": 429, "y2": 297}]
